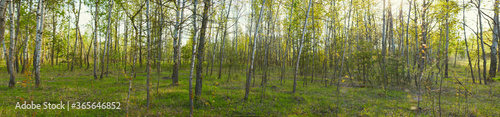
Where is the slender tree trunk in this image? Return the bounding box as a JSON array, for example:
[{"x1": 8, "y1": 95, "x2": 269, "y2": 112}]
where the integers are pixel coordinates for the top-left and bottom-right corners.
[
  {"x1": 293, "y1": 0, "x2": 312, "y2": 93},
  {"x1": 262, "y1": 2, "x2": 272, "y2": 87},
  {"x1": 444, "y1": 0, "x2": 450, "y2": 78},
  {"x1": 85, "y1": 37, "x2": 92, "y2": 70},
  {"x1": 157, "y1": 0, "x2": 163, "y2": 94},
  {"x1": 417, "y1": 0, "x2": 428, "y2": 109},
  {"x1": 71, "y1": 0, "x2": 81, "y2": 71},
  {"x1": 127, "y1": 17, "x2": 139, "y2": 117},
  {"x1": 311, "y1": 1, "x2": 316, "y2": 84},
  {"x1": 66, "y1": 5, "x2": 70, "y2": 69},
  {"x1": 6, "y1": 0, "x2": 15, "y2": 87},
  {"x1": 381, "y1": 0, "x2": 387, "y2": 90},
  {"x1": 93, "y1": 0, "x2": 99, "y2": 80},
  {"x1": 244, "y1": 0, "x2": 265, "y2": 100},
  {"x1": 478, "y1": 0, "x2": 487, "y2": 84},
  {"x1": 440, "y1": 0, "x2": 450, "y2": 115},
  {"x1": 178, "y1": 0, "x2": 185, "y2": 67},
  {"x1": 20, "y1": 0, "x2": 32, "y2": 74},
  {"x1": 281, "y1": 0, "x2": 294, "y2": 85},
  {"x1": 490, "y1": 0, "x2": 499, "y2": 78},
  {"x1": 34, "y1": 0, "x2": 45, "y2": 88},
  {"x1": 211, "y1": 1, "x2": 224, "y2": 76},
  {"x1": 51, "y1": 11, "x2": 55, "y2": 67},
  {"x1": 218, "y1": 0, "x2": 232, "y2": 80},
  {"x1": 338, "y1": 0, "x2": 352, "y2": 94},
  {"x1": 171, "y1": 0, "x2": 181, "y2": 84},
  {"x1": 139, "y1": 14, "x2": 142, "y2": 68},
  {"x1": 191, "y1": 0, "x2": 203, "y2": 115},
  {"x1": 124, "y1": 20, "x2": 128, "y2": 72},
  {"x1": 78, "y1": 28, "x2": 83, "y2": 69},
  {"x1": 195, "y1": 0, "x2": 210, "y2": 97},
  {"x1": 463, "y1": 0, "x2": 474, "y2": 83},
  {"x1": 406, "y1": 0, "x2": 412, "y2": 84},
  {"x1": 145, "y1": 0, "x2": 151, "y2": 109},
  {"x1": 100, "y1": 0, "x2": 112, "y2": 80},
  {"x1": 13, "y1": 0, "x2": 19, "y2": 72}
]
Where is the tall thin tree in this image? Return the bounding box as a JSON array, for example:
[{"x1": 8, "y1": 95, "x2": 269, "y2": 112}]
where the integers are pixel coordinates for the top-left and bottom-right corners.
[
  {"x1": 490, "y1": 0, "x2": 499, "y2": 77},
  {"x1": 244, "y1": 0, "x2": 265, "y2": 100},
  {"x1": 100, "y1": 0, "x2": 113, "y2": 80},
  {"x1": 7, "y1": 0, "x2": 15, "y2": 87},
  {"x1": 293, "y1": 0, "x2": 313, "y2": 93},
  {"x1": 93, "y1": 0, "x2": 99, "y2": 80},
  {"x1": 33, "y1": 0, "x2": 45, "y2": 88},
  {"x1": 478, "y1": 0, "x2": 487, "y2": 84}
]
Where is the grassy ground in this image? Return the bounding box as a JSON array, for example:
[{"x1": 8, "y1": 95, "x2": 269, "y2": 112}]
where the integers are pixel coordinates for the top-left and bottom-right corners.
[{"x1": 0, "y1": 59, "x2": 499, "y2": 116}]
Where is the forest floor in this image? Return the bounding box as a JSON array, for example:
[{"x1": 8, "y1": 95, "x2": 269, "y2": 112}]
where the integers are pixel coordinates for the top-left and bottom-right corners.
[{"x1": 0, "y1": 59, "x2": 499, "y2": 116}]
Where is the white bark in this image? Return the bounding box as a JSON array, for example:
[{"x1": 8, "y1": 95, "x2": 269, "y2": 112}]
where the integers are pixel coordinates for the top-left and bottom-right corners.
[
  {"x1": 188, "y1": 0, "x2": 198, "y2": 115},
  {"x1": 7, "y1": 0, "x2": 15, "y2": 87},
  {"x1": 293, "y1": 0, "x2": 313, "y2": 93},
  {"x1": 244, "y1": 0, "x2": 266, "y2": 100},
  {"x1": 34, "y1": 0, "x2": 45, "y2": 88}
]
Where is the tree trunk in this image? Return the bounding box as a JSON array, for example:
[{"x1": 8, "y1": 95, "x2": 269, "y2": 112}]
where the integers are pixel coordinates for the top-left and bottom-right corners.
[
  {"x1": 281, "y1": 0, "x2": 294, "y2": 85},
  {"x1": 381, "y1": 0, "x2": 387, "y2": 90},
  {"x1": 71, "y1": 0, "x2": 81, "y2": 71},
  {"x1": 93, "y1": 0, "x2": 99, "y2": 80},
  {"x1": 20, "y1": 0, "x2": 32, "y2": 74},
  {"x1": 311, "y1": 2, "x2": 316, "y2": 83},
  {"x1": 417, "y1": 0, "x2": 428, "y2": 109},
  {"x1": 195, "y1": 0, "x2": 209, "y2": 97},
  {"x1": 100, "y1": 0, "x2": 112, "y2": 80},
  {"x1": 51, "y1": 11, "x2": 55, "y2": 66},
  {"x1": 13, "y1": 0, "x2": 19, "y2": 72},
  {"x1": 124, "y1": 19, "x2": 128, "y2": 72},
  {"x1": 178, "y1": 0, "x2": 185, "y2": 69},
  {"x1": 34, "y1": 0, "x2": 45, "y2": 88},
  {"x1": 6, "y1": 0, "x2": 15, "y2": 87},
  {"x1": 463, "y1": 0, "x2": 474, "y2": 83},
  {"x1": 478, "y1": 0, "x2": 487, "y2": 84},
  {"x1": 156, "y1": 0, "x2": 163, "y2": 94},
  {"x1": 244, "y1": 0, "x2": 265, "y2": 100},
  {"x1": 440, "y1": 0, "x2": 450, "y2": 115},
  {"x1": 405, "y1": 0, "x2": 411, "y2": 85},
  {"x1": 192, "y1": 0, "x2": 204, "y2": 115},
  {"x1": 293, "y1": 0, "x2": 312, "y2": 93},
  {"x1": 171, "y1": 0, "x2": 181, "y2": 84},
  {"x1": 146, "y1": 0, "x2": 150, "y2": 109},
  {"x1": 218, "y1": 0, "x2": 232, "y2": 80},
  {"x1": 444, "y1": 0, "x2": 450, "y2": 78},
  {"x1": 490, "y1": 0, "x2": 499, "y2": 78}
]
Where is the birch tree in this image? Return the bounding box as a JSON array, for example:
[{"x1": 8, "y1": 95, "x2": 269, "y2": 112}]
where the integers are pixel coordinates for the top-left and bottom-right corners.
[
  {"x1": 34, "y1": 0, "x2": 45, "y2": 88},
  {"x1": 171, "y1": 0, "x2": 182, "y2": 84},
  {"x1": 0, "y1": 0, "x2": 12, "y2": 87},
  {"x1": 463, "y1": 0, "x2": 474, "y2": 83},
  {"x1": 293, "y1": 0, "x2": 313, "y2": 93},
  {"x1": 7, "y1": 0, "x2": 15, "y2": 87},
  {"x1": 145, "y1": 0, "x2": 151, "y2": 109},
  {"x1": 190, "y1": 0, "x2": 201, "y2": 115},
  {"x1": 20, "y1": 0, "x2": 33, "y2": 73},
  {"x1": 490, "y1": 0, "x2": 499, "y2": 77},
  {"x1": 195, "y1": 0, "x2": 210, "y2": 98},
  {"x1": 70, "y1": 0, "x2": 81, "y2": 71},
  {"x1": 218, "y1": 0, "x2": 232, "y2": 80},
  {"x1": 245, "y1": 0, "x2": 265, "y2": 100},
  {"x1": 478, "y1": 0, "x2": 487, "y2": 84},
  {"x1": 93, "y1": 0, "x2": 99, "y2": 80},
  {"x1": 100, "y1": 0, "x2": 112, "y2": 80}
]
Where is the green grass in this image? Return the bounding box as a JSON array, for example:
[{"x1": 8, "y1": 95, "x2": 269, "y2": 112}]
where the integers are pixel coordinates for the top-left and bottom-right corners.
[{"x1": 0, "y1": 60, "x2": 499, "y2": 116}]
